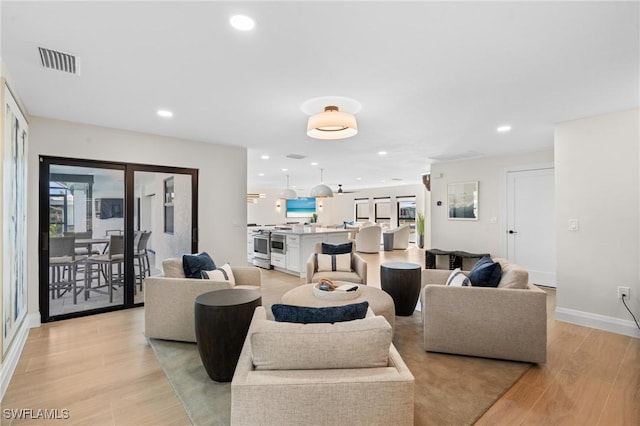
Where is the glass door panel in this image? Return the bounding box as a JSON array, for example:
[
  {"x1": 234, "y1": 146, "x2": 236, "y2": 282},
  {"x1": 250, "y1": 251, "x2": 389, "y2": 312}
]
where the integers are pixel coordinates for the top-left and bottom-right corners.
[
  {"x1": 47, "y1": 164, "x2": 125, "y2": 317},
  {"x1": 397, "y1": 197, "x2": 416, "y2": 244},
  {"x1": 133, "y1": 171, "x2": 192, "y2": 304}
]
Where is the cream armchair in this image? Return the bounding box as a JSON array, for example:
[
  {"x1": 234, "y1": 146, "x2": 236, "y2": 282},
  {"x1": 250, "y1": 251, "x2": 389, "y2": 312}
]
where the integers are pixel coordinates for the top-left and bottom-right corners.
[
  {"x1": 420, "y1": 258, "x2": 547, "y2": 363},
  {"x1": 231, "y1": 307, "x2": 415, "y2": 426},
  {"x1": 306, "y1": 243, "x2": 367, "y2": 284},
  {"x1": 355, "y1": 224, "x2": 382, "y2": 253},
  {"x1": 144, "y1": 258, "x2": 261, "y2": 342},
  {"x1": 384, "y1": 224, "x2": 411, "y2": 249}
]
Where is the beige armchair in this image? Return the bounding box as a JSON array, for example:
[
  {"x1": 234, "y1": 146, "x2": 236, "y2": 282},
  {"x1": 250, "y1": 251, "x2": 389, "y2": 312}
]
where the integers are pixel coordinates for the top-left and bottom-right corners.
[
  {"x1": 420, "y1": 258, "x2": 547, "y2": 363},
  {"x1": 144, "y1": 258, "x2": 261, "y2": 342},
  {"x1": 231, "y1": 307, "x2": 414, "y2": 426},
  {"x1": 384, "y1": 224, "x2": 411, "y2": 249},
  {"x1": 306, "y1": 243, "x2": 367, "y2": 284},
  {"x1": 355, "y1": 224, "x2": 382, "y2": 253}
]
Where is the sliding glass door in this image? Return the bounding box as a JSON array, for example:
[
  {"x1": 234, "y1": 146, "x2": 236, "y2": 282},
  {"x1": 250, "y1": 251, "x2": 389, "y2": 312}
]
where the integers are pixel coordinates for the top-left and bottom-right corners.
[{"x1": 39, "y1": 157, "x2": 198, "y2": 322}]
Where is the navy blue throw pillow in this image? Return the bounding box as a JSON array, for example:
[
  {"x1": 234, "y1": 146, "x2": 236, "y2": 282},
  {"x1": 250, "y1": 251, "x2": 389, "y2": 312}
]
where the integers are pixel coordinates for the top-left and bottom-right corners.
[
  {"x1": 182, "y1": 252, "x2": 216, "y2": 279},
  {"x1": 271, "y1": 301, "x2": 369, "y2": 324},
  {"x1": 321, "y1": 242, "x2": 353, "y2": 255},
  {"x1": 467, "y1": 256, "x2": 502, "y2": 287}
]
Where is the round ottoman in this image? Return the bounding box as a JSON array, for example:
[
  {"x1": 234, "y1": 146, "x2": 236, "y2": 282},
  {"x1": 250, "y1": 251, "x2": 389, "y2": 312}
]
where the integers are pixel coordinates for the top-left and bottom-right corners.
[{"x1": 281, "y1": 284, "x2": 395, "y2": 332}]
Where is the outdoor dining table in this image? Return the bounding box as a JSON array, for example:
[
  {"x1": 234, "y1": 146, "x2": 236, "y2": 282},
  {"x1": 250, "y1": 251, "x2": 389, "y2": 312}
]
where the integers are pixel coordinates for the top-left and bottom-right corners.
[{"x1": 75, "y1": 238, "x2": 110, "y2": 254}]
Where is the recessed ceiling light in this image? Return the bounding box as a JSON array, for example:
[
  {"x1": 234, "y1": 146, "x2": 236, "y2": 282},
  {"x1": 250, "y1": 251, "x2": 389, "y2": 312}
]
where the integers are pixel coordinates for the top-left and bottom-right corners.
[
  {"x1": 497, "y1": 125, "x2": 512, "y2": 133},
  {"x1": 261, "y1": 155, "x2": 269, "y2": 160},
  {"x1": 311, "y1": 162, "x2": 318, "y2": 166},
  {"x1": 230, "y1": 15, "x2": 255, "y2": 31},
  {"x1": 356, "y1": 177, "x2": 362, "y2": 180},
  {"x1": 378, "y1": 151, "x2": 387, "y2": 156},
  {"x1": 258, "y1": 173, "x2": 264, "y2": 177},
  {"x1": 157, "y1": 109, "x2": 173, "y2": 118},
  {"x1": 281, "y1": 168, "x2": 288, "y2": 172}
]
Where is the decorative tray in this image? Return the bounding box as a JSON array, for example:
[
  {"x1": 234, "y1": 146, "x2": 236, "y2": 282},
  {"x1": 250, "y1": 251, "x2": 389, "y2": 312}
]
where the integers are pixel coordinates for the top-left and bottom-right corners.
[{"x1": 312, "y1": 280, "x2": 361, "y2": 300}]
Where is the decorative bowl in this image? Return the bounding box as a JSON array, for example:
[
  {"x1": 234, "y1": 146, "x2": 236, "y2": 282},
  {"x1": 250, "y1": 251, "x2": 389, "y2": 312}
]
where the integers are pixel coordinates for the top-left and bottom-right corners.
[{"x1": 312, "y1": 281, "x2": 361, "y2": 300}]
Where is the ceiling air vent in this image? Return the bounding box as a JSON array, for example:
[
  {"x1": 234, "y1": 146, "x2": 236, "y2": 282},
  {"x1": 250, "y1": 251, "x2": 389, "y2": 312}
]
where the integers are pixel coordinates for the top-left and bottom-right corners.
[
  {"x1": 37, "y1": 46, "x2": 79, "y2": 75},
  {"x1": 285, "y1": 153, "x2": 307, "y2": 160},
  {"x1": 428, "y1": 151, "x2": 483, "y2": 162}
]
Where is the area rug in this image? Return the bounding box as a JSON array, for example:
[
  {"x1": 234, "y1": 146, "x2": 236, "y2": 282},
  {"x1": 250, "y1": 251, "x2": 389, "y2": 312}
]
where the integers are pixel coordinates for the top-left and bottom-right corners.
[{"x1": 150, "y1": 310, "x2": 530, "y2": 426}]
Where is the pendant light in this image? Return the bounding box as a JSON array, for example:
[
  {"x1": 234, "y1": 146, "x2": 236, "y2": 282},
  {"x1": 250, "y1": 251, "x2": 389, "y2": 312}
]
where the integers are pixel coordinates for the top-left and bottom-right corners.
[
  {"x1": 309, "y1": 168, "x2": 334, "y2": 198},
  {"x1": 278, "y1": 175, "x2": 297, "y2": 200}
]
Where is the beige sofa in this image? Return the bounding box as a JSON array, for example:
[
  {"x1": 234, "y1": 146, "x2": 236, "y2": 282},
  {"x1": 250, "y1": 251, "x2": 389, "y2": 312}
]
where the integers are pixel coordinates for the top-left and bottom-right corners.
[
  {"x1": 231, "y1": 307, "x2": 414, "y2": 426},
  {"x1": 420, "y1": 258, "x2": 547, "y2": 363},
  {"x1": 144, "y1": 258, "x2": 261, "y2": 342}
]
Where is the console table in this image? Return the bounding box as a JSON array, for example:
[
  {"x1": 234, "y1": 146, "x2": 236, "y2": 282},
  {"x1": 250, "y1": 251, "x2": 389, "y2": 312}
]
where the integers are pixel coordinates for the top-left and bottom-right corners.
[{"x1": 425, "y1": 249, "x2": 490, "y2": 270}]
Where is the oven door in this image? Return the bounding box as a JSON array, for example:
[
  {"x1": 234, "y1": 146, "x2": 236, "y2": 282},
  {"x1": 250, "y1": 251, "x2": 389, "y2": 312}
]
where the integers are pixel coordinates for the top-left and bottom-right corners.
[
  {"x1": 253, "y1": 235, "x2": 270, "y2": 259},
  {"x1": 270, "y1": 237, "x2": 285, "y2": 254}
]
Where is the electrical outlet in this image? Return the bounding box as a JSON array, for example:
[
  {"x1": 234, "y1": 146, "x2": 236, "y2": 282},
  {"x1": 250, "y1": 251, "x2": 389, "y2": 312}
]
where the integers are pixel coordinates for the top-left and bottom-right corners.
[{"x1": 618, "y1": 286, "x2": 630, "y2": 299}]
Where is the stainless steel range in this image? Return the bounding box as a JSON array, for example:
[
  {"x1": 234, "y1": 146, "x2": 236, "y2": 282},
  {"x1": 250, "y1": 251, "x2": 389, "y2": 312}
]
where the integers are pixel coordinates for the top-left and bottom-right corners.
[{"x1": 252, "y1": 229, "x2": 271, "y2": 269}]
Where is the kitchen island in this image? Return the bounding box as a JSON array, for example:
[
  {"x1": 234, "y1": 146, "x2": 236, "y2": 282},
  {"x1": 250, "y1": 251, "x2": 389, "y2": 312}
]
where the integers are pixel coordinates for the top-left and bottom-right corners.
[{"x1": 269, "y1": 228, "x2": 350, "y2": 278}]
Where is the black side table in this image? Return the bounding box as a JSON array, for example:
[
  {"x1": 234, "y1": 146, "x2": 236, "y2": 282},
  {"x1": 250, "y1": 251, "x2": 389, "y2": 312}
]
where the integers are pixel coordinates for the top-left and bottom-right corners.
[
  {"x1": 194, "y1": 288, "x2": 261, "y2": 382},
  {"x1": 380, "y1": 262, "x2": 422, "y2": 316}
]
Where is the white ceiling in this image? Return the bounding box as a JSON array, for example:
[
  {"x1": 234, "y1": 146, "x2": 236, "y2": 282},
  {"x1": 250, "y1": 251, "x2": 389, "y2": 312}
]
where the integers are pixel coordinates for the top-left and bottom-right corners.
[{"x1": 2, "y1": 1, "x2": 638, "y2": 194}]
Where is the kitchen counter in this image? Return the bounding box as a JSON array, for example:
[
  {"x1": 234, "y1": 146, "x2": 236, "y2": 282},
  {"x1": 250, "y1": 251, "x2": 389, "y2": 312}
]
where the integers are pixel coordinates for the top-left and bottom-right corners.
[{"x1": 270, "y1": 228, "x2": 347, "y2": 236}]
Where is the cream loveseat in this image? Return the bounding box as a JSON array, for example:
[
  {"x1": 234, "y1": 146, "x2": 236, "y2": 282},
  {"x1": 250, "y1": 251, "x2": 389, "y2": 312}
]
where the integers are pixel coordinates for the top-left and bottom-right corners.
[
  {"x1": 420, "y1": 257, "x2": 547, "y2": 363},
  {"x1": 231, "y1": 307, "x2": 414, "y2": 426},
  {"x1": 144, "y1": 258, "x2": 261, "y2": 342}
]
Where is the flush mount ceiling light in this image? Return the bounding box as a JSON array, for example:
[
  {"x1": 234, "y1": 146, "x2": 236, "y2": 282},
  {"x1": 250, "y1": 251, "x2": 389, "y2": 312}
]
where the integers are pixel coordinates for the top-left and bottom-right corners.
[
  {"x1": 278, "y1": 175, "x2": 297, "y2": 200},
  {"x1": 310, "y1": 168, "x2": 334, "y2": 198},
  {"x1": 497, "y1": 125, "x2": 512, "y2": 133},
  {"x1": 157, "y1": 109, "x2": 173, "y2": 118},
  {"x1": 230, "y1": 15, "x2": 255, "y2": 31},
  {"x1": 307, "y1": 106, "x2": 358, "y2": 140}
]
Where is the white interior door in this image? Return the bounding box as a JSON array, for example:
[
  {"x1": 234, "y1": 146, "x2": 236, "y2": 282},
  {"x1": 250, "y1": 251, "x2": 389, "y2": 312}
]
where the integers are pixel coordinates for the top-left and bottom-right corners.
[{"x1": 506, "y1": 167, "x2": 556, "y2": 287}]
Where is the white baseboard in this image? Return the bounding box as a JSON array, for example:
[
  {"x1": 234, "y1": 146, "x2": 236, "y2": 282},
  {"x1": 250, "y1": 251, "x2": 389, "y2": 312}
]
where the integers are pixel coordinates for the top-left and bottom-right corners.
[
  {"x1": 555, "y1": 307, "x2": 640, "y2": 338},
  {"x1": 28, "y1": 312, "x2": 41, "y2": 328},
  {"x1": 0, "y1": 317, "x2": 31, "y2": 401}
]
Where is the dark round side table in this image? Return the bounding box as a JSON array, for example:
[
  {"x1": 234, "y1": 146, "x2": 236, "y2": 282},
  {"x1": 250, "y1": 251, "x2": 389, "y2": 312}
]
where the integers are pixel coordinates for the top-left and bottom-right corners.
[
  {"x1": 380, "y1": 262, "x2": 422, "y2": 316},
  {"x1": 194, "y1": 288, "x2": 261, "y2": 382}
]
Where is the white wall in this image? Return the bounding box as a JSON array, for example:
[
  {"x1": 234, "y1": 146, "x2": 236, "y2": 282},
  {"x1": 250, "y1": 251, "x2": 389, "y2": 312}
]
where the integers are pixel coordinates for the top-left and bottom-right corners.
[
  {"x1": 429, "y1": 150, "x2": 554, "y2": 256},
  {"x1": 27, "y1": 117, "x2": 248, "y2": 315},
  {"x1": 555, "y1": 109, "x2": 640, "y2": 337},
  {"x1": 247, "y1": 184, "x2": 427, "y2": 230}
]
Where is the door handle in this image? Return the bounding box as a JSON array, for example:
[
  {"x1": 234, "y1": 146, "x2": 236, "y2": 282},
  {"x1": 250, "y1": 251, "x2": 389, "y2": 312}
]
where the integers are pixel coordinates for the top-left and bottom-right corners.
[{"x1": 508, "y1": 230, "x2": 518, "y2": 234}]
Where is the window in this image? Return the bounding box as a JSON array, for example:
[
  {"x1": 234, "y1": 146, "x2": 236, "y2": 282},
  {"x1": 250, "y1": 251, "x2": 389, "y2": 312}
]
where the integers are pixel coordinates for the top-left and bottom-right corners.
[
  {"x1": 374, "y1": 197, "x2": 391, "y2": 226},
  {"x1": 354, "y1": 198, "x2": 369, "y2": 221},
  {"x1": 164, "y1": 177, "x2": 174, "y2": 234}
]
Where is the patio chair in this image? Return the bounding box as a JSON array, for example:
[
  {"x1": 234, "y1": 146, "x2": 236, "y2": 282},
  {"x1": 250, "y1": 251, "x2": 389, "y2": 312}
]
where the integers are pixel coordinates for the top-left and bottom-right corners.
[
  {"x1": 50, "y1": 236, "x2": 84, "y2": 304},
  {"x1": 84, "y1": 235, "x2": 124, "y2": 303}
]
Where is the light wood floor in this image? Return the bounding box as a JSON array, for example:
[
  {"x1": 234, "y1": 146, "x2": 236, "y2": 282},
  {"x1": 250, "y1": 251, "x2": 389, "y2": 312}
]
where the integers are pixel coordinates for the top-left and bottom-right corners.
[{"x1": 2, "y1": 247, "x2": 639, "y2": 425}]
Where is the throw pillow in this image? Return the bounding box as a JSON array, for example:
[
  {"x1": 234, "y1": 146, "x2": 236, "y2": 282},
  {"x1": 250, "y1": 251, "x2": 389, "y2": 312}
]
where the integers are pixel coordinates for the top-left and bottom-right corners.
[
  {"x1": 315, "y1": 253, "x2": 352, "y2": 272},
  {"x1": 467, "y1": 256, "x2": 502, "y2": 287},
  {"x1": 182, "y1": 252, "x2": 216, "y2": 279},
  {"x1": 201, "y1": 263, "x2": 236, "y2": 286},
  {"x1": 321, "y1": 242, "x2": 353, "y2": 255},
  {"x1": 271, "y1": 301, "x2": 369, "y2": 324},
  {"x1": 445, "y1": 268, "x2": 470, "y2": 287}
]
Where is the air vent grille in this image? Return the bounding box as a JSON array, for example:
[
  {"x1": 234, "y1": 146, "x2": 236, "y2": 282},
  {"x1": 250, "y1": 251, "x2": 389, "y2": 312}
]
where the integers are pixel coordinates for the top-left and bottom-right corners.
[
  {"x1": 285, "y1": 153, "x2": 307, "y2": 160},
  {"x1": 38, "y1": 47, "x2": 79, "y2": 75},
  {"x1": 428, "y1": 151, "x2": 483, "y2": 162}
]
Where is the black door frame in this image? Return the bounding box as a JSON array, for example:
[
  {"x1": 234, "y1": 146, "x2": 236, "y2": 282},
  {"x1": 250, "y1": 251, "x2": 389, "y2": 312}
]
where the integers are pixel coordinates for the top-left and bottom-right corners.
[{"x1": 39, "y1": 156, "x2": 199, "y2": 323}]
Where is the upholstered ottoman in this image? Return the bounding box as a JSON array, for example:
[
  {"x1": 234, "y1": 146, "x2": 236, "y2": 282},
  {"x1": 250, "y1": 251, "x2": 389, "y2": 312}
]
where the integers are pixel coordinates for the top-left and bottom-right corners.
[{"x1": 281, "y1": 284, "x2": 395, "y2": 332}]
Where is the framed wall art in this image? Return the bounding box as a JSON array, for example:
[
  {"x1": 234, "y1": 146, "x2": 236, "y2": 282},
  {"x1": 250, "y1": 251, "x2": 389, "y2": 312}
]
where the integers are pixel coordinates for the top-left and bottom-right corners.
[{"x1": 447, "y1": 181, "x2": 478, "y2": 220}]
